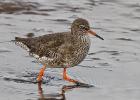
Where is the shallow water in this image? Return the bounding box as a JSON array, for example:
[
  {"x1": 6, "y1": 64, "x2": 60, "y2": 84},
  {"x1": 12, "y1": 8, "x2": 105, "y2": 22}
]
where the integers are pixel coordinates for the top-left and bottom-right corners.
[{"x1": 0, "y1": 0, "x2": 140, "y2": 100}]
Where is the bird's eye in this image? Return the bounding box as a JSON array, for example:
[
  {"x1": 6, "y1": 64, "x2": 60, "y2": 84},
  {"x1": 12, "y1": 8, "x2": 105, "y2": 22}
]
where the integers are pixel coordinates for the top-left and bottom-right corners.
[
  {"x1": 79, "y1": 25, "x2": 85, "y2": 29},
  {"x1": 79, "y1": 25, "x2": 89, "y2": 30}
]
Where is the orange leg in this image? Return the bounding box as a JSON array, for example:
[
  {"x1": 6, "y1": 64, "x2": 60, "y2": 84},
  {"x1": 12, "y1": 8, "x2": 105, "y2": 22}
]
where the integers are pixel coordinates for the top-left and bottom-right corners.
[
  {"x1": 63, "y1": 68, "x2": 79, "y2": 84},
  {"x1": 37, "y1": 65, "x2": 46, "y2": 82}
]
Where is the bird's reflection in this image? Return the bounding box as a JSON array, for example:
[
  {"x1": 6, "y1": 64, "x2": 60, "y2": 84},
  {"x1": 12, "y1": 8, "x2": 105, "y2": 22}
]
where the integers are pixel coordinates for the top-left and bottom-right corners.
[
  {"x1": 38, "y1": 81, "x2": 93, "y2": 100},
  {"x1": 38, "y1": 82, "x2": 65, "y2": 100}
]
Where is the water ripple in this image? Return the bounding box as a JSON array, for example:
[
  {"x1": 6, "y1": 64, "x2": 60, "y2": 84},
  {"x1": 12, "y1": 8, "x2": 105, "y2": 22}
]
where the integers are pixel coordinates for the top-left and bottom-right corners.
[
  {"x1": 0, "y1": 1, "x2": 40, "y2": 14},
  {"x1": 88, "y1": 50, "x2": 121, "y2": 56},
  {"x1": 3, "y1": 72, "x2": 62, "y2": 85},
  {"x1": 116, "y1": 38, "x2": 134, "y2": 41}
]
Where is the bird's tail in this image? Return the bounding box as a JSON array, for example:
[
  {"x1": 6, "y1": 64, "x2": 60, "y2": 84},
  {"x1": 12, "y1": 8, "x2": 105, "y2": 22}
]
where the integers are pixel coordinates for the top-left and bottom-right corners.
[
  {"x1": 13, "y1": 37, "x2": 30, "y2": 51},
  {"x1": 14, "y1": 37, "x2": 24, "y2": 42},
  {"x1": 0, "y1": 37, "x2": 25, "y2": 45}
]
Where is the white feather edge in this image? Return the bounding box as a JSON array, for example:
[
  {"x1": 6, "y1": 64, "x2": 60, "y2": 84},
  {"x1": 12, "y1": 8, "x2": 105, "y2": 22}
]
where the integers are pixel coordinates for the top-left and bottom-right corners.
[
  {"x1": 15, "y1": 41, "x2": 30, "y2": 52},
  {"x1": 15, "y1": 41, "x2": 54, "y2": 63}
]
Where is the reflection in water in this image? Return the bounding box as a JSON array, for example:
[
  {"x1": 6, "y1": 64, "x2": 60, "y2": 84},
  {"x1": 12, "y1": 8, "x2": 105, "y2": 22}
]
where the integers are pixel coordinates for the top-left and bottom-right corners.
[
  {"x1": 38, "y1": 82, "x2": 93, "y2": 100},
  {"x1": 38, "y1": 82, "x2": 65, "y2": 100}
]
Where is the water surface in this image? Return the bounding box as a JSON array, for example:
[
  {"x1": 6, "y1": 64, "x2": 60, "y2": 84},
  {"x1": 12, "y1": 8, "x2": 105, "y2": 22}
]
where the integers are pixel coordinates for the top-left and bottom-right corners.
[{"x1": 0, "y1": 0, "x2": 140, "y2": 100}]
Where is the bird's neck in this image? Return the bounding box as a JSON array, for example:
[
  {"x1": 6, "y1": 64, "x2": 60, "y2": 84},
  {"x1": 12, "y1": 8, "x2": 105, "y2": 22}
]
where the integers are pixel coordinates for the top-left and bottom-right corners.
[
  {"x1": 71, "y1": 29, "x2": 86, "y2": 36},
  {"x1": 70, "y1": 32, "x2": 90, "y2": 45}
]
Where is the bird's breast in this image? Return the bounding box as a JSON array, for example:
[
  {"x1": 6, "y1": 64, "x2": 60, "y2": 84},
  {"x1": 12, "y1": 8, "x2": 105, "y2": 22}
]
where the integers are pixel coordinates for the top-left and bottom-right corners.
[{"x1": 68, "y1": 35, "x2": 90, "y2": 67}]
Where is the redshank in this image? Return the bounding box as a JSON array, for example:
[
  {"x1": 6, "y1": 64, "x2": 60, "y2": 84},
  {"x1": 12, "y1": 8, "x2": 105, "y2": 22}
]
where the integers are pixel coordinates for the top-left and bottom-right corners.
[{"x1": 14, "y1": 18, "x2": 104, "y2": 84}]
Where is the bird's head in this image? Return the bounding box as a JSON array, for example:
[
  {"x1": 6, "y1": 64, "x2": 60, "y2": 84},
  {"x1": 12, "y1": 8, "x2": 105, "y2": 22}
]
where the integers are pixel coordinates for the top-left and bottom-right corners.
[{"x1": 71, "y1": 18, "x2": 104, "y2": 40}]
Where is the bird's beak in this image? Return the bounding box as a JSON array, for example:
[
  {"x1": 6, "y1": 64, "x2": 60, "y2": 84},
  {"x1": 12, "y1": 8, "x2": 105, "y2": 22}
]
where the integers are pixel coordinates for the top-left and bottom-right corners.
[{"x1": 87, "y1": 29, "x2": 104, "y2": 40}]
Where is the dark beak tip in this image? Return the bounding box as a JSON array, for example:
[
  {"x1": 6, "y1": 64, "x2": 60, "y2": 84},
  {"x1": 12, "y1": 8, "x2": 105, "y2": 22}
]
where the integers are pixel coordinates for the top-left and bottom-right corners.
[{"x1": 95, "y1": 34, "x2": 104, "y2": 40}]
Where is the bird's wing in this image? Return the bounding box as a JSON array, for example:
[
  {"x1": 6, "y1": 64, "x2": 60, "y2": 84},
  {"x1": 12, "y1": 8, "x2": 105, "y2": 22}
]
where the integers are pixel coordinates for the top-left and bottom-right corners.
[{"x1": 14, "y1": 32, "x2": 74, "y2": 59}]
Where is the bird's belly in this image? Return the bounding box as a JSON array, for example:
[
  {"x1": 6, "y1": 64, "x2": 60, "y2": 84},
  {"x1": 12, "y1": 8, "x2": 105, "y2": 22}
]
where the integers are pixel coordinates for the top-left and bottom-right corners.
[
  {"x1": 36, "y1": 36, "x2": 90, "y2": 68},
  {"x1": 63, "y1": 45, "x2": 90, "y2": 67},
  {"x1": 69, "y1": 50, "x2": 88, "y2": 67},
  {"x1": 36, "y1": 47, "x2": 89, "y2": 68}
]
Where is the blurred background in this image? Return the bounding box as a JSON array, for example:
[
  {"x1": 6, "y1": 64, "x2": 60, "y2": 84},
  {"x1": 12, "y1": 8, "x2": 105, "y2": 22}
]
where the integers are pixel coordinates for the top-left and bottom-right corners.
[{"x1": 0, "y1": 0, "x2": 140, "y2": 100}]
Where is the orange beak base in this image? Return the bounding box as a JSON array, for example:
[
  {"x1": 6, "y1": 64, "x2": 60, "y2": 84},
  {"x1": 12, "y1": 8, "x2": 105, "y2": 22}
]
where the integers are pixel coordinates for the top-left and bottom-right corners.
[{"x1": 88, "y1": 30, "x2": 104, "y2": 40}]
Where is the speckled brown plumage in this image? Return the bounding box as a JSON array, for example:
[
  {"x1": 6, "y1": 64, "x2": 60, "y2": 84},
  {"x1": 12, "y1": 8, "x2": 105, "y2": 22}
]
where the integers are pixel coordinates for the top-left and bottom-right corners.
[
  {"x1": 14, "y1": 18, "x2": 103, "y2": 68},
  {"x1": 14, "y1": 18, "x2": 104, "y2": 83}
]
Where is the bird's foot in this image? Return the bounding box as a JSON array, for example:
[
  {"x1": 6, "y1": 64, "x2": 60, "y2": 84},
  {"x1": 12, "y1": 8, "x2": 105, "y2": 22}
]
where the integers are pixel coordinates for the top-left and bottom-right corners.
[
  {"x1": 63, "y1": 75, "x2": 93, "y2": 87},
  {"x1": 75, "y1": 81, "x2": 94, "y2": 88},
  {"x1": 63, "y1": 74, "x2": 79, "y2": 84},
  {"x1": 63, "y1": 68, "x2": 79, "y2": 84}
]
